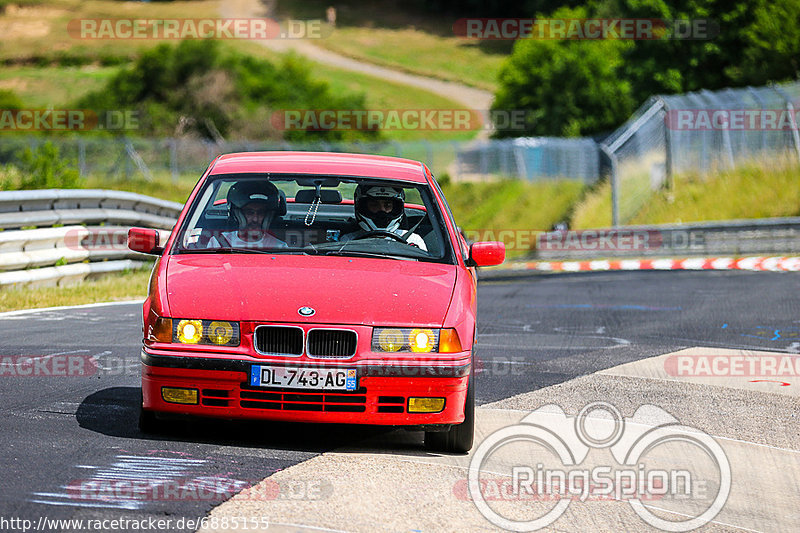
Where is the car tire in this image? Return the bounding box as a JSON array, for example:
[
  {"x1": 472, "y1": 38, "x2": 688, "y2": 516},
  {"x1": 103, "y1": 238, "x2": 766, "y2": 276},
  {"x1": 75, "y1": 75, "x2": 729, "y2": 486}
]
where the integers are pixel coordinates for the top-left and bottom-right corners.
[
  {"x1": 138, "y1": 405, "x2": 164, "y2": 434},
  {"x1": 425, "y1": 367, "x2": 475, "y2": 454}
]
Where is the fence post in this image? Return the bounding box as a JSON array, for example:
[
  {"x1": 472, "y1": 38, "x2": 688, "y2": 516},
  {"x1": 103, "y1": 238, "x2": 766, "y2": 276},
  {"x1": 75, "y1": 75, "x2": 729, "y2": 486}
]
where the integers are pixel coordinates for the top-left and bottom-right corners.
[
  {"x1": 771, "y1": 84, "x2": 800, "y2": 165},
  {"x1": 78, "y1": 138, "x2": 86, "y2": 179},
  {"x1": 425, "y1": 141, "x2": 433, "y2": 169},
  {"x1": 599, "y1": 144, "x2": 619, "y2": 227},
  {"x1": 479, "y1": 142, "x2": 488, "y2": 177},
  {"x1": 659, "y1": 97, "x2": 674, "y2": 190},
  {"x1": 169, "y1": 138, "x2": 178, "y2": 183},
  {"x1": 746, "y1": 86, "x2": 767, "y2": 153}
]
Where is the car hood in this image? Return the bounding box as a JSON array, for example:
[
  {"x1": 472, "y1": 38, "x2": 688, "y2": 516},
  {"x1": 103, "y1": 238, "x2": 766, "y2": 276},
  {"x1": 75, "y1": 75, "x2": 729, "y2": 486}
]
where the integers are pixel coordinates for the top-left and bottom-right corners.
[{"x1": 164, "y1": 254, "x2": 456, "y2": 326}]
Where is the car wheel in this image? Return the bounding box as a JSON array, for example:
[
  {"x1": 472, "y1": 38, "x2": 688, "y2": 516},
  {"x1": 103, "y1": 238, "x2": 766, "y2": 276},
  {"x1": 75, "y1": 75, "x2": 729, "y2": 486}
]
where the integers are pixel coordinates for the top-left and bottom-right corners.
[
  {"x1": 138, "y1": 407, "x2": 165, "y2": 434},
  {"x1": 425, "y1": 367, "x2": 475, "y2": 454},
  {"x1": 138, "y1": 391, "x2": 165, "y2": 435}
]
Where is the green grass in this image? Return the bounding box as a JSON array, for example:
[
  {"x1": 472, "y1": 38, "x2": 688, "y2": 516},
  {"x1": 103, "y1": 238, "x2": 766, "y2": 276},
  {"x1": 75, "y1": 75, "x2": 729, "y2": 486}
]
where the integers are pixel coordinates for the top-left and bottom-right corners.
[
  {"x1": 0, "y1": 1, "x2": 482, "y2": 143},
  {"x1": 227, "y1": 41, "x2": 481, "y2": 142},
  {"x1": 571, "y1": 154, "x2": 800, "y2": 228},
  {"x1": 0, "y1": 0, "x2": 220, "y2": 62},
  {"x1": 275, "y1": 0, "x2": 509, "y2": 92},
  {"x1": 570, "y1": 179, "x2": 613, "y2": 229},
  {"x1": 0, "y1": 266, "x2": 151, "y2": 312},
  {"x1": 442, "y1": 179, "x2": 585, "y2": 257},
  {"x1": 315, "y1": 27, "x2": 505, "y2": 93},
  {"x1": 82, "y1": 171, "x2": 198, "y2": 204},
  {"x1": 0, "y1": 65, "x2": 117, "y2": 107},
  {"x1": 0, "y1": 176, "x2": 586, "y2": 310},
  {"x1": 631, "y1": 155, "x2": 800, "y2": 224}
]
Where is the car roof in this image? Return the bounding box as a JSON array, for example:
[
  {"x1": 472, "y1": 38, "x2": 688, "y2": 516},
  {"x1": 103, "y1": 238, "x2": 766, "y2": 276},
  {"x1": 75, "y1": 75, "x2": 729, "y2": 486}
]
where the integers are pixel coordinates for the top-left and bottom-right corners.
[{"x1": 210, "y1": 152, "x2": 429, "y2": 184}]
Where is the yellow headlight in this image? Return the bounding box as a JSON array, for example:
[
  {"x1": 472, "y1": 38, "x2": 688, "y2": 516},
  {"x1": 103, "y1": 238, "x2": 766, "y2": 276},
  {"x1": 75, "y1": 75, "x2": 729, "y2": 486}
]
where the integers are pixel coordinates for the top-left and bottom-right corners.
[
  {"x1": 176, "y1": 319, "x2": 203, "y2": 344},
  {"x1": 207, "y1": 321, "x2": 234, "y2": 345},
  {"x1": 161, "y1": 387, "x2": 198, "y2": 405},
  {"x1": 409, "y1": 329, "x2": 436, "y2": 353},
  {"x1": 408, "y1": 397, "x2": 445, "y2": 413},
  {"x1": 377, "y1": 328, "x2": 405, "y2": 352}
]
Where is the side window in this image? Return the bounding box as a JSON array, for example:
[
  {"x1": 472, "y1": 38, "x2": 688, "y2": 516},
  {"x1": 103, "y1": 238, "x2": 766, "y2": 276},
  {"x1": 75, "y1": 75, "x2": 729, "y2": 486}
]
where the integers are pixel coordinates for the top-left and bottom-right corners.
[{"x1": 430, "y1": 175, "x2": 468, "y2": 259}]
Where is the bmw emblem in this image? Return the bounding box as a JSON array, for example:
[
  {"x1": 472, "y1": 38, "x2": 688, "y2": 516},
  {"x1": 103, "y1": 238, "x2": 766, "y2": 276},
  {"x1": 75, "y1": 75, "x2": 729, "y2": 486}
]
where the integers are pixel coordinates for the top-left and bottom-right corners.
[{"x1": 298, "y1": 306, "x2": 316, "y2": 317}]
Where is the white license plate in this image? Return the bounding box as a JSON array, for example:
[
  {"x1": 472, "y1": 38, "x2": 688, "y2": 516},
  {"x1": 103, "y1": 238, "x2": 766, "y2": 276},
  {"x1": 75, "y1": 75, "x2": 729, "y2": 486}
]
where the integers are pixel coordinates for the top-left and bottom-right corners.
[{"x1": 250, "y1": 365, "x2": 357, "y2": 391}]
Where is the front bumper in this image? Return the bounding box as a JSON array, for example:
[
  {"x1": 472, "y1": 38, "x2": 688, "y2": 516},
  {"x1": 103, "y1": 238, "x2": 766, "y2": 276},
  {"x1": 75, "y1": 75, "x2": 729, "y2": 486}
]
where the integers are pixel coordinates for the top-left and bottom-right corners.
[{"x1": 141, "y1": 348, "x2": 471, "y2": 426}]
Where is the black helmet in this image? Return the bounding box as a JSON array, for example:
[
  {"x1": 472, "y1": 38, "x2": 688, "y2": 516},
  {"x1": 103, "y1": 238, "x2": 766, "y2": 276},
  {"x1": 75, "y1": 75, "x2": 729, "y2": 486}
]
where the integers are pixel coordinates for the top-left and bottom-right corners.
[
  {"x1": 354, "y1": 184, "x2": 405, "y2": 232},
  {"x1": 227, "y1": 180, "x2": 286, "y2": 230}
]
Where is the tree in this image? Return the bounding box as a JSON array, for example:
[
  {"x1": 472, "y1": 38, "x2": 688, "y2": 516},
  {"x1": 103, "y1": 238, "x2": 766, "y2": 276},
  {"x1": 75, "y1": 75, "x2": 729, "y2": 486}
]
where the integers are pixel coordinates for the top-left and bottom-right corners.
[
  {"x1": 77, "y1": 40, "x2": 376, "y2": 141},
  {"x1": 492, "y1": 6, "x2": 635, "y2": 137}
]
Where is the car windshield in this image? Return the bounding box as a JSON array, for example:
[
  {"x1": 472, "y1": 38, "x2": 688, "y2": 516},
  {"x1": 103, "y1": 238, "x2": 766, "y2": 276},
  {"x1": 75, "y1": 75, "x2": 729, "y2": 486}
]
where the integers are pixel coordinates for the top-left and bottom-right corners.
[{"x1": 173, "y1": 173, "x2": 454, "y2": 263}]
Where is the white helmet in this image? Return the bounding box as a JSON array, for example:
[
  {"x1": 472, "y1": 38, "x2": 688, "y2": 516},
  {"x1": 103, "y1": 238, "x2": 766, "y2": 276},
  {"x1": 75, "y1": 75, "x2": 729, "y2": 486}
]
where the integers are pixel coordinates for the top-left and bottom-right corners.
[
  {"x1": 354, "y1": 184, "x2": 405, "y2": 232},
  {"x1": 227, "y1": 180, "x2": 286, "y2": 231}
]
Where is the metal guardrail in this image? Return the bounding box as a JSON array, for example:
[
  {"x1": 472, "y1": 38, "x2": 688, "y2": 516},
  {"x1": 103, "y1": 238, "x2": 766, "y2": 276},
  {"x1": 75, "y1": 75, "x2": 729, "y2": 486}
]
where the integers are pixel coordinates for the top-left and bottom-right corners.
[
  {"x1": 534, "y1": 217, "x2": 800, "y2": 260},
  {"x1": 0, "y1": 190, "x2": 181, "y2": 289}
]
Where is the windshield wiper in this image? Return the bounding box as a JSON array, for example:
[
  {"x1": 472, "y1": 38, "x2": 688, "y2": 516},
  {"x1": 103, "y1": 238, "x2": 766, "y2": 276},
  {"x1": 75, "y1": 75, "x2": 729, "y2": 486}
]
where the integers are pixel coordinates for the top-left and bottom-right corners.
[
  {"x1": 182, "y1": 247, "x2": 307, "y2": 255},
  {"x1": 316, "y1": 249, "x2": 418, "y2": 261}
]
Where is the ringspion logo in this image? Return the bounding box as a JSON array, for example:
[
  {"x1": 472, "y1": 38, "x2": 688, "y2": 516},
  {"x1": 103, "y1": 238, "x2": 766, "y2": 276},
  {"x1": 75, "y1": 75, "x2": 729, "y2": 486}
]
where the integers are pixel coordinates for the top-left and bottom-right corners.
[{"x1": 468, "y1": 402, "x2": 730, "y2": 531}]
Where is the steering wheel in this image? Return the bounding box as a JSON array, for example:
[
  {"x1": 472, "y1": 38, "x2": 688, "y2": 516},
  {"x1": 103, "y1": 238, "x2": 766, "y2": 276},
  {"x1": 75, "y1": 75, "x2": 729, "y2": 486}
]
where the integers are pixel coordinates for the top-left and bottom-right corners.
[{"x1": 352, "y1": 230, "x2": 407, "y2": 243}]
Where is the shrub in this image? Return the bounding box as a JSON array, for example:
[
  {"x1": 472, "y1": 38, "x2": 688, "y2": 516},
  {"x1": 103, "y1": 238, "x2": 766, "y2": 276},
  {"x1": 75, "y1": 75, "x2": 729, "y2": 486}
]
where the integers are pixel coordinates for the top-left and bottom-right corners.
[
  {"x1": 77, "y1": 40, "x2": 377, "y2": 142},
  {"x1": 5, "y1": 142, "x2": 81, "y2": 190}
]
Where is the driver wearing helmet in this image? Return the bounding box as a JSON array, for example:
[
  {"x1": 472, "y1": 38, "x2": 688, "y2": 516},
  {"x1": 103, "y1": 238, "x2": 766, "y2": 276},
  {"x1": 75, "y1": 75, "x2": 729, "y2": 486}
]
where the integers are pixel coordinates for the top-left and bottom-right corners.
[
  {"x1": 341, "y1": 184, "x2": 427, "y2": 250},
  {"x1": 208, "y1": 180, "x2": 288, "y2": 248}
]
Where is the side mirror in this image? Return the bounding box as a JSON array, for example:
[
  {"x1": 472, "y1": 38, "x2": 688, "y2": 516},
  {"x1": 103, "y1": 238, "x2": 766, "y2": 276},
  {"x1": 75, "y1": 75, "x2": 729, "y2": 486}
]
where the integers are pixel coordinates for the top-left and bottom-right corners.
[
  {"x1": 467, "y1": 241, "x2": 505, "y2": 267},
  {"x1": 128, "y1": 227, "x2": 164, "y2": 255}
]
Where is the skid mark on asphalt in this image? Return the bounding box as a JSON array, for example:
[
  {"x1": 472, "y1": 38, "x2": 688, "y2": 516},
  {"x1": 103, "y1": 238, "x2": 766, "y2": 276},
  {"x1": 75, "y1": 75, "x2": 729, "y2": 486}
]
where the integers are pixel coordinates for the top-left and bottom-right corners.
[
  {"x1": 29, "y1": 454, "x2": 251, "y2": 511},
  {"x1": 524, "y1": 303, "x2": 683, "y2": 312},
  {"x1": 477, "y1": 332, "x2": 631, "y2": 351}
]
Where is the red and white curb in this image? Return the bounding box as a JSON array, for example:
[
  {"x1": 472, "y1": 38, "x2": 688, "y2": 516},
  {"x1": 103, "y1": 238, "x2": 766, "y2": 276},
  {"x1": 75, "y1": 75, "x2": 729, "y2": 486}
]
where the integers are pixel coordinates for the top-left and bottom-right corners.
[{"x1": 486, "y1": 256, "x2": 800, "y2": 274}]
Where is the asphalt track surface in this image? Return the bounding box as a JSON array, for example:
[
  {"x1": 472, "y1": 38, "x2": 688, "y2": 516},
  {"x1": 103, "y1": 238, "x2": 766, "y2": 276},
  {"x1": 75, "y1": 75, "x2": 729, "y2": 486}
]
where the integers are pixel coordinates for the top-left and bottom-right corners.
[{"x1": 0, "y1": 270, "x2": 798, "y2": 532}]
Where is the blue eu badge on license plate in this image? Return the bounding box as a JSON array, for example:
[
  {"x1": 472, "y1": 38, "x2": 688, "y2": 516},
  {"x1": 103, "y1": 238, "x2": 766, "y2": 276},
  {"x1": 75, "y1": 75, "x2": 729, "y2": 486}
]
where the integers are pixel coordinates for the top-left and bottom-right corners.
[{"x1": 345, "y1": 369, "x2": 357, "y2": 390}]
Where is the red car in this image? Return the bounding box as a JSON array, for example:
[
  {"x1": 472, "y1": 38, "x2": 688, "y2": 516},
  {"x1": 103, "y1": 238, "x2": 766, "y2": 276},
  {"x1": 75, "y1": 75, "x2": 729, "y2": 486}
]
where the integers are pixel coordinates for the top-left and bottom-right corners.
[{"x1": 128, "y1": 152, "x2": 504, "y2": 453}]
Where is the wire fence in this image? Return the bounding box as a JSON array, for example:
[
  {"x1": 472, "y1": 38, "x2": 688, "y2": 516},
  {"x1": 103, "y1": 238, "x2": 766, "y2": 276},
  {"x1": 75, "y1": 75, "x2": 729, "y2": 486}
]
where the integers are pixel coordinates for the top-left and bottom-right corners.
[
  {"x1": 0, "y1": 136, "x2": 465, "y2": 183},
  {"x1": 1, "y1": 80, "x2": 798, "y2": 226},
  {"x1": 603, "y1": 80, "x2": 800, "y2": 224},
  {"x1": 453, "y1": 137, "x2": 600, "y2": 183}
]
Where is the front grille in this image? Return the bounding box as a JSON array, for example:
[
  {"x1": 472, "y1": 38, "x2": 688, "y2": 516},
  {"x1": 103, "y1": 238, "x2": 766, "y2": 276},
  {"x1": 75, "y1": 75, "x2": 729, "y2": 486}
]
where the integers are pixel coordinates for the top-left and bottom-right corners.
[
  {"x1": 377, "y1": 395, "x2": 406, "y2": 413},
  {"x1": 200, "y1": 389, "x2": 231, "y2": 407},
  {"x1": 240, "y1": 388, "x2": 367, "y2": 412},
  {"x1": 255, "y1": 326, "x2": 303, "y2": 355},
  {"x1": 307, "y1": 329, "x2": 357, "y2": 358}
]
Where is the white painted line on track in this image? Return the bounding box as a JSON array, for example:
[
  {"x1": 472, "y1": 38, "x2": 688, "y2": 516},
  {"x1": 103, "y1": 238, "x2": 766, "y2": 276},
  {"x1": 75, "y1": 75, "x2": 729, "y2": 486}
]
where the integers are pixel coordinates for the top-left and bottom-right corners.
[{"x1": 0, "y1": 300, "x2": 142, "y2": 318}]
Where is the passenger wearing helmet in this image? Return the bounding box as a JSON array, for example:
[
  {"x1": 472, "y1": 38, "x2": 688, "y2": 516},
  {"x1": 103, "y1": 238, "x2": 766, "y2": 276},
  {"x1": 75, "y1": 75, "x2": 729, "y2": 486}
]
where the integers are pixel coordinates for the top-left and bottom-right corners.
[
  {"x1": 341, "y1": 184, "x2": 427, "y2": 250},
  {"x1": 208, "y1": 180, "x2": 288, "y2": 248}
]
